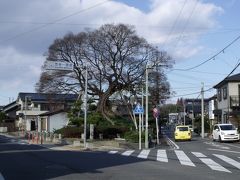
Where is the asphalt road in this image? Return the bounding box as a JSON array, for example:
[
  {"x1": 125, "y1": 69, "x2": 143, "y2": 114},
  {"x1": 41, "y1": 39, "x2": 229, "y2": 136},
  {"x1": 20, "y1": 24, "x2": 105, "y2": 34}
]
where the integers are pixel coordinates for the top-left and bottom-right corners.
[{"x1": 0, "y1": 133, "x2": 240, "y2": 180}]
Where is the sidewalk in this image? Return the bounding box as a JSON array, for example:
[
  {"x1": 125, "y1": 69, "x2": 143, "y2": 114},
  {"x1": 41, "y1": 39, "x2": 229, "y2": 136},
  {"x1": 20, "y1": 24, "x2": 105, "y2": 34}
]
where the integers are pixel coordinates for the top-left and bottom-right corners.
[{"x1": 1, "y1": 132, "x2": 170, "y2": 151}]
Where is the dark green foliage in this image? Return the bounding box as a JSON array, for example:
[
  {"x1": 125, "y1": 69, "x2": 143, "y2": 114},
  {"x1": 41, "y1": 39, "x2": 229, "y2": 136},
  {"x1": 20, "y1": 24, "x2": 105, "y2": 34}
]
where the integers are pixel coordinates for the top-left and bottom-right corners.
[
  {"x1": 54, "y1": 126, "x2": 83, "y2": 138},
  {"x1": 124, "y1": 130, "x2": 145, "y2": 143},
  {"x1": 67, "y1": 100, "x2": 84, "y2": 127},
  {"x1": 0, "y1": 112, "x2": 7, "y2": 123},
  {"x1": 88, "y1": 112, "x2": 106, "y2": 126},
  {"x1": 194, "y1": 116, "x2": 210, "y2": 133},
  {"x1": 95, "y1": 126, "x2": 129, "y2": 139}
]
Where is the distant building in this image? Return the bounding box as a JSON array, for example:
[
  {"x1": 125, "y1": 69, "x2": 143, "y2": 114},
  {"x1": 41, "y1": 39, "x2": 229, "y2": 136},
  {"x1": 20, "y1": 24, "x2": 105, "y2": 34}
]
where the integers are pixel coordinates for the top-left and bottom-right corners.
[
  {"x1": 2, "y1": 92, "x2": 78, "y2": 132},
  {"x1": 213, "y1": 73, "x2": 240, "y2": 126}
]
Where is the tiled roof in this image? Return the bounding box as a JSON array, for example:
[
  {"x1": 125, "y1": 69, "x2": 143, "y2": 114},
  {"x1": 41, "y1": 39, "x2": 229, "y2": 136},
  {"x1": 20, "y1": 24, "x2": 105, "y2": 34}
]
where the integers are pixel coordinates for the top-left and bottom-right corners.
[
  {"x1": 214, "y1": 73, "x2": 240, "y2": 88},
  {"x1": 18, "y1": 92, "x2": 78, "y2": 102}
]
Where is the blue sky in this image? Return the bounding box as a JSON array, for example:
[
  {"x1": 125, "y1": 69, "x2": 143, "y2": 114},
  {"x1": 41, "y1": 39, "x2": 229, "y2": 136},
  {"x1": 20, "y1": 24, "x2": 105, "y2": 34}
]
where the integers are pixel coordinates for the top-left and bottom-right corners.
[{"x1": 0, "y1": 0, "x2": 239, "y2": 105}]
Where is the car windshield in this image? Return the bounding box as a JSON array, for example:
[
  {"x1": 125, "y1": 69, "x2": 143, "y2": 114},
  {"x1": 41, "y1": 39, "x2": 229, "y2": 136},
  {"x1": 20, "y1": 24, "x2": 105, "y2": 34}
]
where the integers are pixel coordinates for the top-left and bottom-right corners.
[
  {"x1": 220, "y1": 125, "x2": 235, "y2": 130},
  {"x1": 177, "y1": 127, "x2": 189, "y2": 131}
]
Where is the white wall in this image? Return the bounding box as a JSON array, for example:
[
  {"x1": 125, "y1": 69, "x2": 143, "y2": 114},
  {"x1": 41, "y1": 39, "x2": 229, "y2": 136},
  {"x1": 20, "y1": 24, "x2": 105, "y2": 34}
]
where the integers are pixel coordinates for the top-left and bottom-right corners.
[{"x1": 49, "y1": 112, "x2": 69, "y2": 132}]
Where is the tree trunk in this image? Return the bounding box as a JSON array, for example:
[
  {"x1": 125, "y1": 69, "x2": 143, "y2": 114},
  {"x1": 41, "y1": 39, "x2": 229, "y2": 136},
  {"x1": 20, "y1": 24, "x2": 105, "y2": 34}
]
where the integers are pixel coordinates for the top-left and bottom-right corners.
[{"x1": 97, "y1": 93, "x2": 115, "y2": 125}]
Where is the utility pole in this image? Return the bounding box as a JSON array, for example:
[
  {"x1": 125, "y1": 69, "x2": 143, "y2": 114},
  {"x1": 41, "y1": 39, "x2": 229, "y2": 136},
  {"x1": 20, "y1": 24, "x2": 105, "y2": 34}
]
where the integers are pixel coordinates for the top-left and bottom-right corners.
[
  {"x1": 192, "y1": 100, "x2": 194, "y2": 131},
  {"x1": 201, "y1": 82, "x2": 204, "y2": 139},
  {"x1": 183, "y1": 99, "x2": 186, "y2": 125},
  {"x1": 83, "y1": 66, "x2": 88, "y2": 149},
  {"x1": 145, "y1": 67, "x2": 149, "y2": 149}
]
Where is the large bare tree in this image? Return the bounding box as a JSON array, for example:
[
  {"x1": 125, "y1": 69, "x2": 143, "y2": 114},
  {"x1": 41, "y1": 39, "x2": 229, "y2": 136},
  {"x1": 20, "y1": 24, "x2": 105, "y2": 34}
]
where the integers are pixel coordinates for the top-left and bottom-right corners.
[{"x1": 36, "y1": 24, "x2": 173, "y2": 124}]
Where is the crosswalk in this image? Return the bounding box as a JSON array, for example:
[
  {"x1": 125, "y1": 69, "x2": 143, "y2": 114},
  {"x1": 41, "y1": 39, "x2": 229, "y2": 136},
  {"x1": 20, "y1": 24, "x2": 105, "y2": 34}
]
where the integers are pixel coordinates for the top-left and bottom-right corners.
[{"x1": 108, "y1": 149, "x2": 240, "y2": 173}]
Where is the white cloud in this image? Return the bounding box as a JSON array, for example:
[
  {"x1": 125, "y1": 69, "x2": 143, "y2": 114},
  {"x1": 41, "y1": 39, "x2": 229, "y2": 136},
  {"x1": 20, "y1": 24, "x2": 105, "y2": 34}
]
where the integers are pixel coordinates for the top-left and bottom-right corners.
[{"x1": 0, "y1": 0, "x2": 224, "y2": 104}]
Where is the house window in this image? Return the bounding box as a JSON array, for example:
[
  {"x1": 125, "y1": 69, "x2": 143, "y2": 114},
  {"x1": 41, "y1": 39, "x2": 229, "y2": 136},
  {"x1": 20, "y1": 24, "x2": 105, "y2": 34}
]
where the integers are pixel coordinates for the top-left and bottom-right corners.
[
  {"x1": 217, "y1": 89, "x2": 222, "y2": 101},
  {"x1": 223, "y1": 87, "x2": 227, "y2": 99}
]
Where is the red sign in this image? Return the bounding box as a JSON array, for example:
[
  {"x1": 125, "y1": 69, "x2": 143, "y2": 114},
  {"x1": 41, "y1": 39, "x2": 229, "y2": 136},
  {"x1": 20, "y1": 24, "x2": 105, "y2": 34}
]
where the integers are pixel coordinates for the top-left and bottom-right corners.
[{"x1": 153, "y1": 108, "x2": 159, "y2": 118}]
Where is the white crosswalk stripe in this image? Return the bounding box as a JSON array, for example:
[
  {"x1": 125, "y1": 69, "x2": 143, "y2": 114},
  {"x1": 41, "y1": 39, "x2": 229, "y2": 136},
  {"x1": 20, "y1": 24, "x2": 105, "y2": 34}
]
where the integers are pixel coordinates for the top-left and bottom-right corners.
[
  {"x1": 174, "y1": 150, "x2": 195, "y2": 167},
  {"x1": 138, "y1": 150, "x2": 150, "y2": 159},
  {"x1": 122, "y1": 150, "x2": 134, "y2": 156},
  {"x1": 109, "y1": 150, "x2": 118, "y2": 154},
  {"x1": 109, "y1": 149, "x2": 240, "y2": 173},
  {"x1": 214, "y1": 154, "x2": 240, "y2": 170},
  {"x1": 157, "y1": 150, "x2": 168, "y2": 162},
  {"x1": 192, "y1": 152, "x2": 231, "y2": 173}
]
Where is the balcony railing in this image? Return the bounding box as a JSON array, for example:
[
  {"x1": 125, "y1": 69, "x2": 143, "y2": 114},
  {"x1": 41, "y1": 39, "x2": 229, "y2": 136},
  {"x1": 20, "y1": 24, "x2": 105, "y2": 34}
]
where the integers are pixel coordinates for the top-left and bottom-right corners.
[{"x1": 230, "y1": 95, "x2": 240, "y2": 108}]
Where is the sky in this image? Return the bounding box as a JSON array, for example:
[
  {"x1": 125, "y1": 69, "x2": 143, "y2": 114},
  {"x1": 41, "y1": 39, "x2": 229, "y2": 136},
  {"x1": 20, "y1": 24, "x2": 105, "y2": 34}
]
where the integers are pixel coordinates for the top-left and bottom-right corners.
[{"x1": 0, "y1": 0, "x2": 240, "y2": 105}]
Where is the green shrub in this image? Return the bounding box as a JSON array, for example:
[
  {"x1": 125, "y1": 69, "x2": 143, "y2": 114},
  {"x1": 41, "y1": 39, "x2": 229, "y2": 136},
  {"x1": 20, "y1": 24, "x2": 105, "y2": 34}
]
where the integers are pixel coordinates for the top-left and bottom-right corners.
[
  {"x1": 95, "y1": 126, "x2": 129, "y2": 139},
  {"x1": 124, "y1": 130, "x2": 145, "y2": 143},
  {"x1": 54, "y1": 126, "x2": 84, "y2": 138}
]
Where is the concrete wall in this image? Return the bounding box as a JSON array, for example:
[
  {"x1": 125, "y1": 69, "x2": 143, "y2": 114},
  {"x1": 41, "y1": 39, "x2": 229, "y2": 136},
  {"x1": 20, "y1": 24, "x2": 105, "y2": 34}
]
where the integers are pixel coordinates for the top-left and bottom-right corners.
[{"x1": 49, "y1": 112, "x2": 69, "y2": 132}]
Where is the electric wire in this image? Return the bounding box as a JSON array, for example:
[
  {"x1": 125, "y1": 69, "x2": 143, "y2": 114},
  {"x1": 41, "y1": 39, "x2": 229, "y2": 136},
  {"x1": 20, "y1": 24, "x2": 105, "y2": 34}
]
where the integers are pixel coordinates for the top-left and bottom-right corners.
[
  {"x1": 173, "y1": 34, "x2": 240, "y2": 71},
  {"x1": 0, "y1": 0, "x2": 111, "y2": 43}
]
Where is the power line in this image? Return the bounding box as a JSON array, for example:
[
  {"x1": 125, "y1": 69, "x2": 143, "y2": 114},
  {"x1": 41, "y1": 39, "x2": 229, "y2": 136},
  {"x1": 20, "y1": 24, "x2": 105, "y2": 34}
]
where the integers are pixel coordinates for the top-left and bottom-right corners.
[
  {"x1": 160, "y1": 0, "x2": 188, "y2": 50},
  {"x1": 172, "y1": 87, "x2": 214, "y2": 98},
  {"x1": 173, "y1": 34, "x2": 240, "y2": 71},
  {"x1": 171, "y1": 0, "x2": 199, "y2": 50},
  {"x1": 0, "y1": 0, "x2": 111, "y2": 43}
]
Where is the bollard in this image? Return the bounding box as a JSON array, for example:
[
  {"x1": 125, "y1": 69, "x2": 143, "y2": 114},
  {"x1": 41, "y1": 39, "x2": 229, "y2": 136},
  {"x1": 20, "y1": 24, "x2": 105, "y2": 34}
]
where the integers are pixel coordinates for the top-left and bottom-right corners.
[
  {"x1": 32, "y1": 132, "x2": 35, "y2": 143},
  {"x1": 36, "y1": 132, "x2": 39, "y2": 144},
  {"x1": 28, "y1": 132, "x2": 31, "y2": 143}
]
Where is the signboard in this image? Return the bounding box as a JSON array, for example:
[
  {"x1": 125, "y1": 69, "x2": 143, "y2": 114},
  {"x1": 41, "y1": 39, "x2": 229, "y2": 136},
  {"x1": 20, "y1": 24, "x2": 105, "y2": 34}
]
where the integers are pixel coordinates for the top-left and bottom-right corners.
[
  {"x1": 153, "y1": 108, "x2": 159, "y2": 118},
  {"x1": 133, "y1": 104, "x2": 144, "y2": 114},
  {"x1": 44, "y1": 61, "x2": 74, "y2": 71}
]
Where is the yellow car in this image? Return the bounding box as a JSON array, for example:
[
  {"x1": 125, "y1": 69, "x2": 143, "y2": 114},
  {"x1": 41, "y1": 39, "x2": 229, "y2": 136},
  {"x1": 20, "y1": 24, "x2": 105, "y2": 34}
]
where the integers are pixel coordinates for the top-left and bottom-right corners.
[{"x1": 174, "y1": 125, "x2": 192, "y2": 141}]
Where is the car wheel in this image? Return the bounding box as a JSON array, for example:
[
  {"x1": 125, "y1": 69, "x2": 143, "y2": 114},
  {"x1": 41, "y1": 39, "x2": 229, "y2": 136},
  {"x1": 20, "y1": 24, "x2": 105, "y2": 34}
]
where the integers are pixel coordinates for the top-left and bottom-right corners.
[
  {"x1": 219, "y1": 135, "x2": 222, "y2": 143},
  {"x1": 212, "y1": 135, "x2": 215, "y2": 141}
]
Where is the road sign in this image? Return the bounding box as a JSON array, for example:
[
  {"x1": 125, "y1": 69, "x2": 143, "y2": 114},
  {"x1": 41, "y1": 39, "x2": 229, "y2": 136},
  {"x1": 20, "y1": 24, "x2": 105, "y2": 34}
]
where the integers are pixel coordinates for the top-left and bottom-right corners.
[
  {"x1": 133, "y1": 104, "x2": 144, "y2": 114},
  {"x1": 153, "y1": 108, "x2": 159, "y2": 118},
  {"x1": 44, "y1": 61, "x2": 74, "y2": 71}
]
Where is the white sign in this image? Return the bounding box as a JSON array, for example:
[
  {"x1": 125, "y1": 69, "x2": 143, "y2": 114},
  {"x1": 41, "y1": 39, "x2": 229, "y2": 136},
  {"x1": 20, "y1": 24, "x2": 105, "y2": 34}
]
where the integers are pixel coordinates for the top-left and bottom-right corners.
[
  {"x1": 44, "y1": 61, "x2": 74, "y2": 71},
  {"x1": 208, "y1": 100, "x2": 214, "y2": 119}
]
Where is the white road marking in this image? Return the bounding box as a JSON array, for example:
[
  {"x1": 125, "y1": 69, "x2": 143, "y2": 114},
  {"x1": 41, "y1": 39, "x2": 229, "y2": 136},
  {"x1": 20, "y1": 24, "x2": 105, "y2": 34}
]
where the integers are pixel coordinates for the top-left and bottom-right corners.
[
  {"x1": 191, "y1": 152, "x2": 207, "y2": 158},
  {"x1": 108, "y1": 151, "x2": 118, "y2": 154},
  {"x1": 214, "y1": 154, "x2": 240, "y2": 170},
  {"x1": 198, "y1": 158, "x2": 231, "y2": 173},
  {"x1": 191, "y1": 152, "x2": 231, "y2": 173},
  {"x1": 0, "y1": 172, "x2": 5, "y2": 180},
  {"x1": 166, "y1": 137, "x2": 179, "y2": 149},
  {"x1": 157, "y1": 150, "x2": 168, "y2": 162},
  {"x1": 137, "y1": 149, "x2": 150, "y2": 159},
  {"x1": 122, "y1": 150, "x2": 134, "y2": 156},
  {"x1": 174, "y1": 150, "x2": 195, "y2": 167},
  {"x1": 208, "y1": 148, "x2": 240, "y2": 154}
]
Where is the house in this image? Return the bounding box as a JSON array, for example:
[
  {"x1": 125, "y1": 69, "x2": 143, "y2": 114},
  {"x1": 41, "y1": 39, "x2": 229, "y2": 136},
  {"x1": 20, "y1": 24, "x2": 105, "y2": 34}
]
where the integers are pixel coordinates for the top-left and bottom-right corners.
[
  {"x1": 213, "y1": 73, "x2": 240, "y2": 125},
  {"x1": 38, "y1": 110, "x2": 69, "y2": 132},
  {"x1": 3, "y1": 92, "x2": 78, "y2": 131}
]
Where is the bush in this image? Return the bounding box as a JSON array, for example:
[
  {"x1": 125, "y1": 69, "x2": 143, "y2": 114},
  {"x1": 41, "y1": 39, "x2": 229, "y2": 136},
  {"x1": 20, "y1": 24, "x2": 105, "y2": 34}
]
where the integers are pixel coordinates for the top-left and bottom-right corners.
[
  {"x1": 54, "y1": 126, "x2": 84, "y2": 138},
  {"x1": 94, "y1": 126, "x2": 129, "y2": 139},
  {"x1": 124, "y1": 130, "x2": 145, "y2": 143}
]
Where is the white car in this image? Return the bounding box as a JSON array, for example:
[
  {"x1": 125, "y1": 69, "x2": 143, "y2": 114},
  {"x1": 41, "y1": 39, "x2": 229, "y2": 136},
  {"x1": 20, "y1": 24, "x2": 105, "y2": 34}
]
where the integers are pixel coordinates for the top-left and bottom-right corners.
[{"x1": 212, "y1": 124, "x2": 239, "y2": 142}]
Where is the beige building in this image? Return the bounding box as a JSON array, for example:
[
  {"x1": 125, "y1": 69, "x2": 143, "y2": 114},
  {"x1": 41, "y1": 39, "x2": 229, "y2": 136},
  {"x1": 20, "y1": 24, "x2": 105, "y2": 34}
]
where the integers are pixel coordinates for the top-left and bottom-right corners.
[{"x1": 213, "y1": 73, "x2": 240, "y2": 127}]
